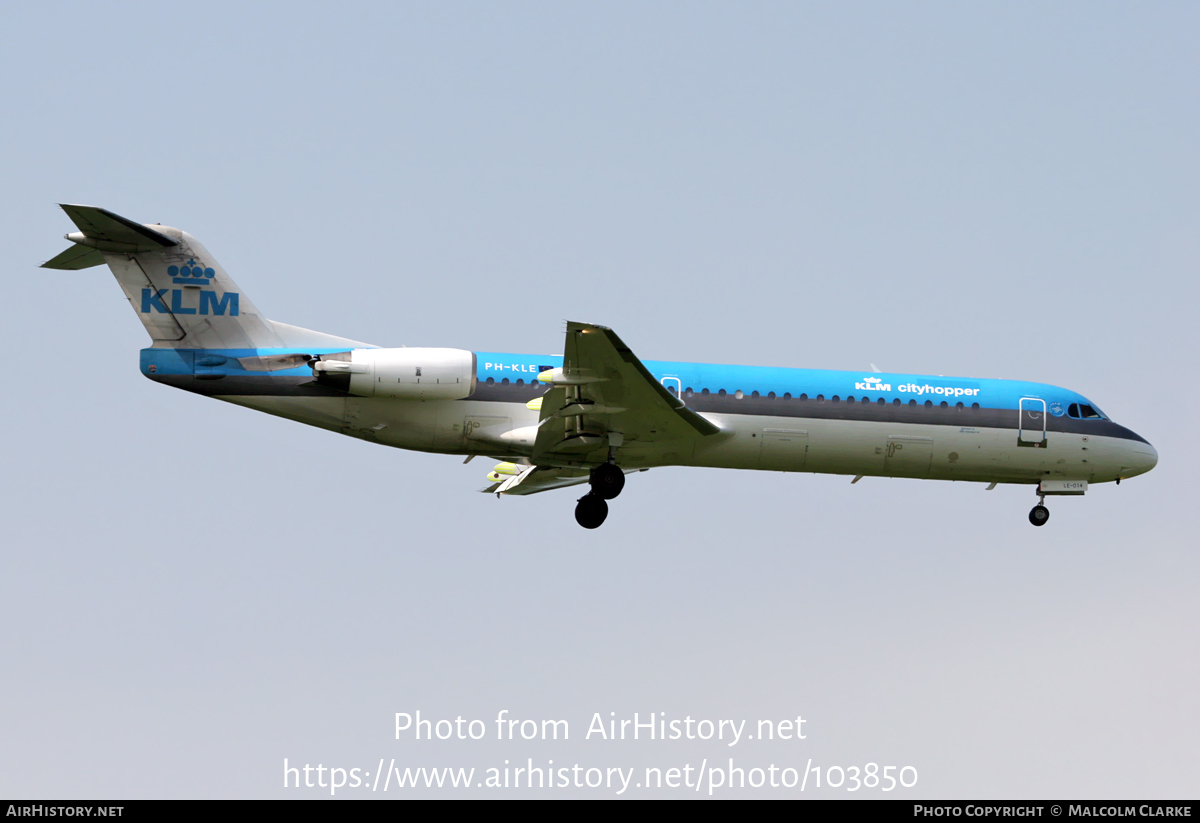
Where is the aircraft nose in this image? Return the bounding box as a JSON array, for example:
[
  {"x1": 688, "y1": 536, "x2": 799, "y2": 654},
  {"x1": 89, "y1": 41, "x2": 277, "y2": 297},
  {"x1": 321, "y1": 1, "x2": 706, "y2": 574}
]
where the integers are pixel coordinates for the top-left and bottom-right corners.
[{"x1": 1123, "y1": 440, "x2": 1158, "y2": 478}]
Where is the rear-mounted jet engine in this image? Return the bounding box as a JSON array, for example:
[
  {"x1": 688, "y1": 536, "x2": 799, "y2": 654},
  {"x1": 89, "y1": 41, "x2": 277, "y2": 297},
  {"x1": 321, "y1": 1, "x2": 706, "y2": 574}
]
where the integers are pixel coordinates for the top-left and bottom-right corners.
[{"x1": 311, "y1": 348, "x2": 476, "y2": 400}]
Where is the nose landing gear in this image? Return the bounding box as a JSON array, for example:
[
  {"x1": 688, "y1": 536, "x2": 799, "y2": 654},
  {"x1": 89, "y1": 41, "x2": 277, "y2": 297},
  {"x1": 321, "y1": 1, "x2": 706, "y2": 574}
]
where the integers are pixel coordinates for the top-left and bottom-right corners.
[
  {"x1": 1028, "y1": 489, "x2": 1050, "y2": 527},
  {"x1": 1025, "y1": 479, "x2": 1086, "y2": 526}
]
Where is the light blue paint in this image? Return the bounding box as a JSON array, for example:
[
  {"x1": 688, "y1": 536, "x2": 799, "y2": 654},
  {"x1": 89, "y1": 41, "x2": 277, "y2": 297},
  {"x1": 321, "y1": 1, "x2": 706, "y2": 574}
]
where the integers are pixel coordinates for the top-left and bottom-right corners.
[{"x1": 473, "y1": 350, "x2": 1108, "y2": 417}]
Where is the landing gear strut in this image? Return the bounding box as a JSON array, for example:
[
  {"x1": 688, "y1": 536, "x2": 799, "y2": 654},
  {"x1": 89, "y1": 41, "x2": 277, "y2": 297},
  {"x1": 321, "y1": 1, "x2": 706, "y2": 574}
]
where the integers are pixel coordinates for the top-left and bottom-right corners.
[{"x1": 575, "y1": 493, "x2": 608, "y2": 529}]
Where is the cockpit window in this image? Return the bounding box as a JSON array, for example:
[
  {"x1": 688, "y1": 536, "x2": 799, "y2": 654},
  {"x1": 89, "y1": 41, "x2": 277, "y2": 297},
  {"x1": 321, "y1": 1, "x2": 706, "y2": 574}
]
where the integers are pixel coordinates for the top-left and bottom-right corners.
[{"x1": 1068, "y1": 403, "x2": 1104, "y2": 420}]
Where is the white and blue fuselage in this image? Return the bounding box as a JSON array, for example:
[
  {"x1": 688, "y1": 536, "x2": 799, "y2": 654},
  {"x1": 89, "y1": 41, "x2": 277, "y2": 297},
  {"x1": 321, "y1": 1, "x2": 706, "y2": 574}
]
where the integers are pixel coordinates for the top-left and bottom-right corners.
[
  {"x1": 139, "y1": 345, "x2": 1156, "y2": 485},
  {"x1": 45, "y1": 205, "x2": 1157, "y2": 529}
]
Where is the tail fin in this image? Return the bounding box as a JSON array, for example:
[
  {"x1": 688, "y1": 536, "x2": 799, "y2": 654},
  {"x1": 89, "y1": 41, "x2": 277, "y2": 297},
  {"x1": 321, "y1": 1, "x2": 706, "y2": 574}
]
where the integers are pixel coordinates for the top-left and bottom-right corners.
[{"x1": 43, "y1": 205, "x2": 366, "y2": 350}]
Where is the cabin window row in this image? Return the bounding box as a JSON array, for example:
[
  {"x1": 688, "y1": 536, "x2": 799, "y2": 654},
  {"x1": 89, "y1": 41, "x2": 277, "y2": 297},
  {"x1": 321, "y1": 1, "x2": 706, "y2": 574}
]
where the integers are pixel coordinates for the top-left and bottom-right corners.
[
  {"x1": 485, "y1": 377, "x2": 544, "y2": 386},
  {"x1": 486, "y1": 378, "x2": 990, "y2": 413},
  {"x1": 484, "y1": 378, "x2": 986, "y2": 412},
  {"x1": 482, "y1": 378, "x2": 1101, "y2": 421},
  {"x1": 676, "y1": 387, "x2": 980, "y2": 410},
  {"x1": 479, "y1": 379, "x2": 1103, "y2": 420}
]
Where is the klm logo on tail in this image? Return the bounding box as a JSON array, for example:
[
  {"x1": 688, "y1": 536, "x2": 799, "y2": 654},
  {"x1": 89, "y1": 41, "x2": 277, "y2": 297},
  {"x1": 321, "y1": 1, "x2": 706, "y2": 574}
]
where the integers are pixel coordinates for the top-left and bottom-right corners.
[{"x1": 141, "y1": 258, "x2": 239, "y2": 317}]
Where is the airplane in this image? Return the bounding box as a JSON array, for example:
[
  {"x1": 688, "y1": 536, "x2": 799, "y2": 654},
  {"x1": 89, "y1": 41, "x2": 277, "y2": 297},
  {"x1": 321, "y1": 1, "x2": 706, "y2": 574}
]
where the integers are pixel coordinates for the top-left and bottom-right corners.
[{"x1": 43, "y1": 204, "x2": 1158, "y2": 529}]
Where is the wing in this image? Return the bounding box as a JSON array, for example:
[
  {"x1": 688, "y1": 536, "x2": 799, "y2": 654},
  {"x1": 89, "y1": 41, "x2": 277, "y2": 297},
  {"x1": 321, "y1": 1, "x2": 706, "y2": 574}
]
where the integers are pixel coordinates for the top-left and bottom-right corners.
[{"x1": 531, "y1": 321, "x2": 721, "y2": 468}]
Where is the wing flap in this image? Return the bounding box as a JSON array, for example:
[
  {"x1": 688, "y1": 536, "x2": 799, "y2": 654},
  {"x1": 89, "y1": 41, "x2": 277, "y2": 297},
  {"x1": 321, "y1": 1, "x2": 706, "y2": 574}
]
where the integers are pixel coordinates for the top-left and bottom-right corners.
[{"x1": 480, "y1": 465, "x2": 591, "y2": 496}]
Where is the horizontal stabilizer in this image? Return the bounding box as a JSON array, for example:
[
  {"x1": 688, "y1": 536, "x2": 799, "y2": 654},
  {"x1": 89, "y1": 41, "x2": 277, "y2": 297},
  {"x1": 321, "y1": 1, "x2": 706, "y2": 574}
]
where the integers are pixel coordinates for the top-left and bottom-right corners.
[
  {"x1": 57, "y1": 204, "x2": 178, "y2": 252},
  {"x1": 41, "y1": 243, "x2": 106, "y2": 270}
]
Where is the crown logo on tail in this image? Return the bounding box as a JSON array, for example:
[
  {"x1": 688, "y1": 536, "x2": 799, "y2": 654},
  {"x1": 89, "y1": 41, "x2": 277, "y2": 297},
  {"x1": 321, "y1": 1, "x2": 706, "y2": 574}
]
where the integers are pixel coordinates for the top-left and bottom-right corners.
[{"x1": 169, "y1": 259, "x2": 216, "y2": 285}]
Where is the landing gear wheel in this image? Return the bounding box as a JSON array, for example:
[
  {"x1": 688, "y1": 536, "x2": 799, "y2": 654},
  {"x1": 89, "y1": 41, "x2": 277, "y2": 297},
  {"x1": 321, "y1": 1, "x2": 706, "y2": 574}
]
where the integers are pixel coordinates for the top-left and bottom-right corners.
[
  {"x1": 1029, "y1": 505, "x2": 1050, "y2": 527},
  {"x1": 575, "y1": 493, "x2": 609, "y2": 529},
  {"x1": 589, "y1": 462, "x2": 625, "y2": 500}
]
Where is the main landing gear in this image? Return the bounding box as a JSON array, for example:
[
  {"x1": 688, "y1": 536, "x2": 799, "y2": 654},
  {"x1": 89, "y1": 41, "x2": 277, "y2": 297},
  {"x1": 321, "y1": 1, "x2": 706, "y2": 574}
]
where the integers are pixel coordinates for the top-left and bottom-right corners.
[
  {"x1": 575, "y1": 493, "x2": 608, "y2": 529},
  {"x1": 589, "y1": 462, "x2": 625, "y2": 499},
  {"x1": 574, "y1": 463, "x2": 625, "y2": 529}
]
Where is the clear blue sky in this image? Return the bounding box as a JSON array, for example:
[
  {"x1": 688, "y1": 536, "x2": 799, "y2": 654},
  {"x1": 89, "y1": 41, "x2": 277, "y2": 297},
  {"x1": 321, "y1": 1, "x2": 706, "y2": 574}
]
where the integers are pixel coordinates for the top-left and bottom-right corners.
[{"x1": 2, "y1": 1, "x2": 1197, "y2": 797}]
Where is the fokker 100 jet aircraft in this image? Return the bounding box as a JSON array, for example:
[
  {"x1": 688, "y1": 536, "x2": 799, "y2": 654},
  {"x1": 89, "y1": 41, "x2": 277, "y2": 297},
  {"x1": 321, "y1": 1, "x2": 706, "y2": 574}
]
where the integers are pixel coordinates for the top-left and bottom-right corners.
[{"x1": 44, "y1": 205, "x2": 1158, "y2": 529}]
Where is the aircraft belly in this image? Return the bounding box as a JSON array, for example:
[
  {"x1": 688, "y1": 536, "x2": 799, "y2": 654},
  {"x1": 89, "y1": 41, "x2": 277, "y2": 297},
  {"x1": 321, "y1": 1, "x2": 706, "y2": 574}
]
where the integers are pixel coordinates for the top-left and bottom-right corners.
[
  {"x1": 929, "y1": 427, "x2": 1001, "y2": 480},
  {"x1": 211, "y1": 397, "x2": 1122, "y2": 486},
  {"x1": 214, "y1": 396, "x2": 502, "y2": 454},
  {"x1": 346, "y1": 398, "x2": 441, "y2": 449},
  {"x1": 690, "y1": 415, "x2": 762, "y2": 469},
  {"x1": 759, "y1": 428, "x2": 809, "y2": 471},
  {"x1": 343, "y1": 398, "x2": 540, "y2": 454},
  {"x1": 691, "y1": 415, "x2": 1069, "y2": 483},
  {"x1": 455, "y1": 399, "x2": 540, "y2": 456},
  {"x1": 805, "y1": 419, "x2": 888, "y2": 475},
  {"x1": 215, "y1": 395, "x2": 348, "y2": 433}
]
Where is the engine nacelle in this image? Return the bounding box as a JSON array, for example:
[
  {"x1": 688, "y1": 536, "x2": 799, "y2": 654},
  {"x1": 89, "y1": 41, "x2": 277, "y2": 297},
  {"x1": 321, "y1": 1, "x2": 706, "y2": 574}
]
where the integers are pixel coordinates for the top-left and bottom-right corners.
[{"x1": 316, "y1": 348, "x2": 476, "y2": 400}]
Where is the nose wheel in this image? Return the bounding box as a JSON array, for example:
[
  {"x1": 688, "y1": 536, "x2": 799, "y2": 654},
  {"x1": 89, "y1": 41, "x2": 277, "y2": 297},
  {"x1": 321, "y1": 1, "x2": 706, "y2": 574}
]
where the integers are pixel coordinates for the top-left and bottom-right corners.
[
  {"x1": 1028, "y1": 504, "x2": 1050, "y2": 527},
  {"x1": 1028, "y1": 488, "x2": 1050, "y2": 527}
]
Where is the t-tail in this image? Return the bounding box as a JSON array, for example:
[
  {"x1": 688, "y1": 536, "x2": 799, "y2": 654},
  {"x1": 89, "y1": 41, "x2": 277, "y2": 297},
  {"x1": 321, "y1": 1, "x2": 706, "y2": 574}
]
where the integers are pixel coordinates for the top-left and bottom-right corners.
[{"x1": 42, "y1": 204, "x2": 366, "y2": 351}]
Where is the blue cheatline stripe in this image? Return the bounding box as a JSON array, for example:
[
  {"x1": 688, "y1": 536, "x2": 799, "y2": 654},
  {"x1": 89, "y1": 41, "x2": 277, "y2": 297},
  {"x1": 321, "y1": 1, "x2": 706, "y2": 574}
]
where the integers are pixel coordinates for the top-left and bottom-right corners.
[
  {"x1": 465, "y1": 378, "x2": 1147, "y2": 443},
  {"x1": 143, "y1": 347, "x2": 1114, "y2": 422},
  {"x1": 472, "y1": 351, "x2": 1106, "y2": 417},
  {"x1": 140, "y1": 347, "x2": 353, "y2": 377}
]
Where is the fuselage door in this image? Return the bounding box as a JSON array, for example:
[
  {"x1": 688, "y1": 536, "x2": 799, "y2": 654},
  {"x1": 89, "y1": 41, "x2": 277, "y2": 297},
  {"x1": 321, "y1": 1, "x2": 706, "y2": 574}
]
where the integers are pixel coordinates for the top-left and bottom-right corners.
[
  {"x1": 660, "y1": 376, "x2": 682, "y2": 398},
  {"x1": 884, "y1": 435, "x2": 933, "y2": 477},
  {"x1": 1018, "y1": 397, "x2": 1047, "y2": 446},
  {"x1": 760, "y1": 428, "x2": 809, "y2": 471}
]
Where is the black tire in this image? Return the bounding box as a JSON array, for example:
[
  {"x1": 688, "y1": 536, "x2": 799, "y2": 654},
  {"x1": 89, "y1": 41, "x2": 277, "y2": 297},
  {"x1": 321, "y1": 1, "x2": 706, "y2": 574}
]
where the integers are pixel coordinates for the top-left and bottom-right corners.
[
  {"x1": 1029, "y1": 505, "x2": 1050, "y2": 527},
  {"x1": 589, "y1": 462, "x2": 625, "y2": 500},
  {"x1": 575, "y1": 493, "x2": 609, "y2": 529}
]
